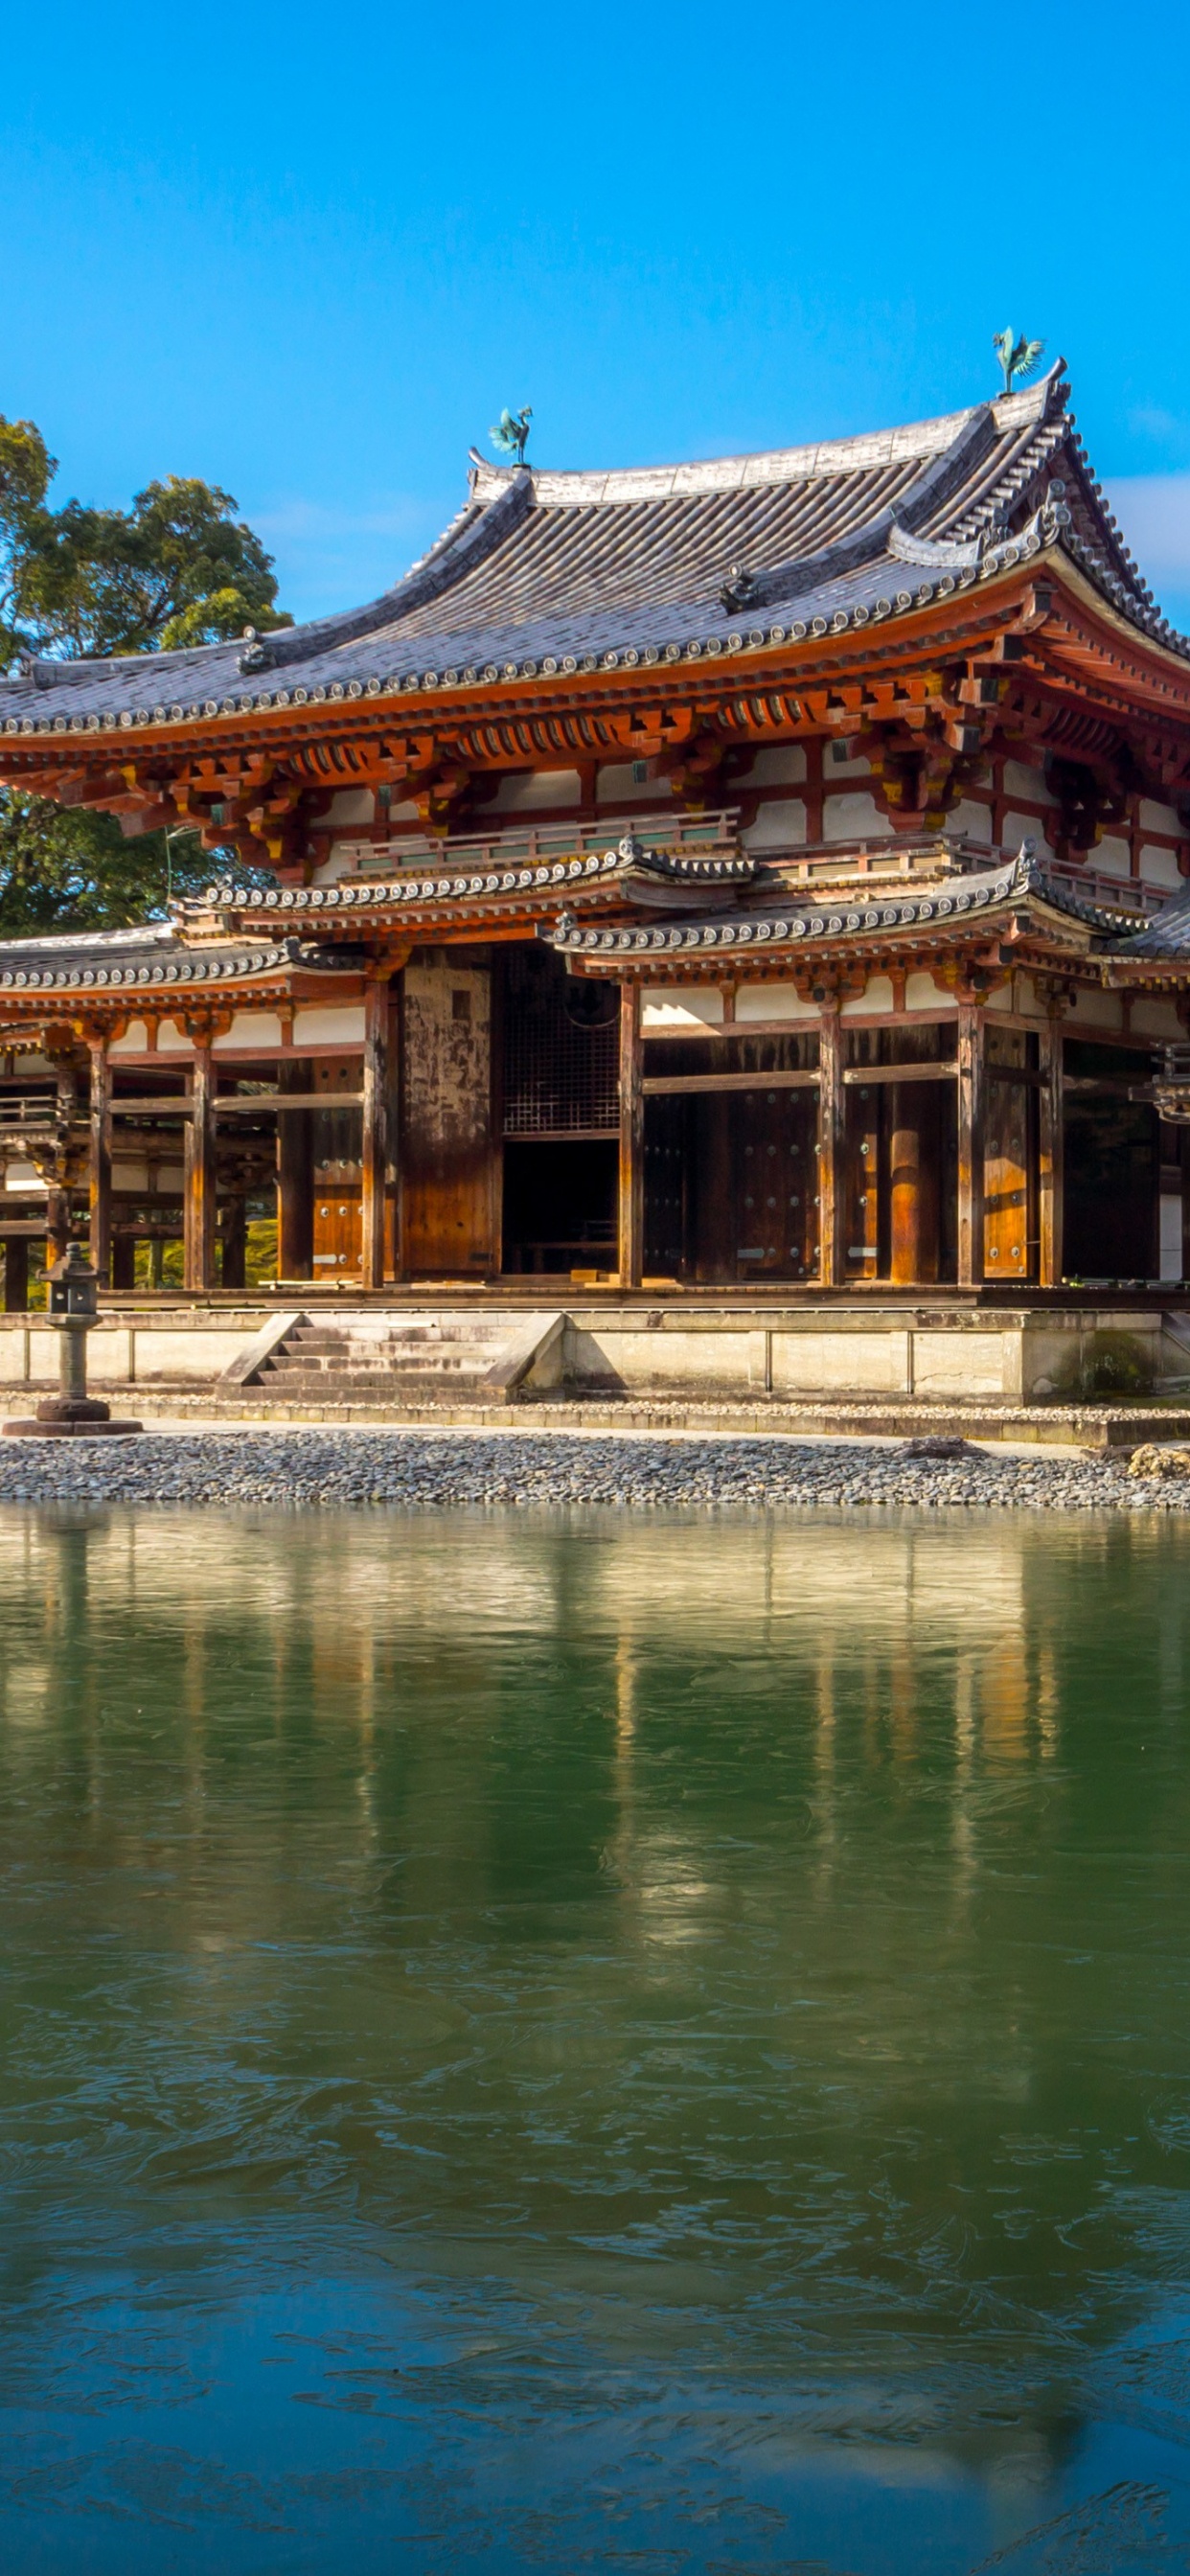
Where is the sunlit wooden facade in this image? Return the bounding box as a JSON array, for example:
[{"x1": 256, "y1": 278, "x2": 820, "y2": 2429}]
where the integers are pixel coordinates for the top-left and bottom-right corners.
[{"x1": 2, "y1": 361, "x2": 1190, "y2": 1302}]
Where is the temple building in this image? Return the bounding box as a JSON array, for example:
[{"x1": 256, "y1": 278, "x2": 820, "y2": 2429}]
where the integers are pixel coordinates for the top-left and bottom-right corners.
[{"x1": 2, "y1": 356, "x2": 1190, "y2": 1310}]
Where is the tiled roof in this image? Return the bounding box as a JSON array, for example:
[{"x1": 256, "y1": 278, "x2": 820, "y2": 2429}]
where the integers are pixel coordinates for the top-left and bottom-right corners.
[
  {"x1": 1, "y1": 365, "x2": 1179, "y2": 742},
  {"x1": 1114, "y1": 887, "x2": 1190, "y2": 956},
  {"x1": 0, "y1": 925, "x2": 358, "y2": 997},
  {"x1": 543, "y1": 845, "x2": 1125, "y2": 964}
]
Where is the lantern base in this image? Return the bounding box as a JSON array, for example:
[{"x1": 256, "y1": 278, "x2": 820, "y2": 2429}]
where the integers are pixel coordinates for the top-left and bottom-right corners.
[{"x1": 3, "y1": 1398, "x2": 143, "y2": 1438}]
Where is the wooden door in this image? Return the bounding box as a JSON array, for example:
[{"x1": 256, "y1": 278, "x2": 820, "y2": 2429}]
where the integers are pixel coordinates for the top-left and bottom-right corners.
[{"x1": 733, "y1": 1088, "x2": 818, "y2": 1280}]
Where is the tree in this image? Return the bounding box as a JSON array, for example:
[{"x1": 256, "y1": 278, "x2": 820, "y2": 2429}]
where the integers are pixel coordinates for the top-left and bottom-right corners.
[
  {"x1": 0, "y1": 414, "x2": 292, "y2": 668},
  {"x1": 0, "y1": 411, "x2": 291, "y2": 932},
  {"x1": 0, "y1": 791, "x2": 217, "y2": 937}
]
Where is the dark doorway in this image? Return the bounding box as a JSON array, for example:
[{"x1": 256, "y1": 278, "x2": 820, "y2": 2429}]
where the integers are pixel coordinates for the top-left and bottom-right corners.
[
  {"x1": 1064, "y1": 1040, "x2": 1158, "y2": 1280},
  {"x1": 502, "y1": 1139, "x2": 617, "y2": 1274},
  {"x1": 642, "y1": 1033, "x2": 822, "y2": 1283}
]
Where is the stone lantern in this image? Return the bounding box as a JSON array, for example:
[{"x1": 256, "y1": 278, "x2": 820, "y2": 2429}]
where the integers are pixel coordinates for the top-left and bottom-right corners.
[{"x1": 3, "y1": 1242, "x2": 142, "y2": 1438}]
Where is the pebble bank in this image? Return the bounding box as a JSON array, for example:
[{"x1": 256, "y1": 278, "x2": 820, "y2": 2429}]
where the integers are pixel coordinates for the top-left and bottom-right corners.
[{"x1": 0, "y1": 1428, "x2": 1186, "y2": 1510}]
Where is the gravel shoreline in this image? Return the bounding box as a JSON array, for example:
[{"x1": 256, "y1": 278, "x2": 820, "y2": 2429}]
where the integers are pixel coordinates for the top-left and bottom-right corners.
[{"x1": 0, "y1": 1427, "x2": 1185, "y2": 1511}]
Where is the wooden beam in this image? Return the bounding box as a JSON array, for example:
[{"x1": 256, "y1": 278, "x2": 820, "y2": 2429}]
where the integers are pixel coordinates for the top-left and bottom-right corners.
[
  {"x1": 361, "y1": 976, "x2": 390, "y2": 1292},
  {"x1": 817, "y1": 1005, "x2": 844, "y2": 1286},
  {"x1": 643, "y1": 1069, "x2": 819, "y2": 1096},
  {"x1": 183, "y1": 1044, "x2": 216, "y2": 1291},
  {"x1": 957, "y1": 1002, "x2": 986, "y2": 1288},
  {"x1": 1038, "y1": 1018, "x2": 1064, "y2": 1288},
  {"x1": 841, "y1": 1062, "x2": 955, "y2": 1088},
  {"x1": 618, "y1": 981, "x2": 644, "y2": 1289},
  {"x1": 88, "y1": 1038, "x2": 112, "y2": 1284}
]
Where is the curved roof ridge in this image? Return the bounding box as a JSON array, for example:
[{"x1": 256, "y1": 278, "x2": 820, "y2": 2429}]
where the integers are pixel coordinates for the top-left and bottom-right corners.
[{"x1": 470, "y1": 371, "x2": 1063, "y2": 510}]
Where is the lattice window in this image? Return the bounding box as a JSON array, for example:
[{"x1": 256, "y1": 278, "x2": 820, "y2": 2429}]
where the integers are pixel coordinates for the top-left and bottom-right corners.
[{"x1": 502, "y1": 947, "x2": 618, "y2": 1137}]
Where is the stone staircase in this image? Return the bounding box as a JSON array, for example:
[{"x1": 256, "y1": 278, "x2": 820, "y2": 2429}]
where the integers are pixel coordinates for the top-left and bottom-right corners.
[{"x1": 221, "y1": 1309, "x2": 565, "y2": 1410}]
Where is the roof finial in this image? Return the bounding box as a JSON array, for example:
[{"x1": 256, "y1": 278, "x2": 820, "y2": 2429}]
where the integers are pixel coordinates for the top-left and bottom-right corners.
[
  {"x1": 489, "y1": 405, "x2": 533, "y2": 465},
  {"x1": 993, "y1": 329, "x2": 1045, "y2": 395}
]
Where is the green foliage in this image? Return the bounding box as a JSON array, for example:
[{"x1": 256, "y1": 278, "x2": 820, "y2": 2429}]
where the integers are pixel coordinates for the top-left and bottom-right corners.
[
  {"x1": 0, "y1": 790, "x2": 215, "y2": 936},
  {"x1": 1054, "y1": 1329, "x2": 1155, "y2": 1400},
  {"x1": 0, "y1": 411, "x2": 292, "y2": 932},
  {"x1": 0, "y1": 423, "x2": 293, "y2": 668}
]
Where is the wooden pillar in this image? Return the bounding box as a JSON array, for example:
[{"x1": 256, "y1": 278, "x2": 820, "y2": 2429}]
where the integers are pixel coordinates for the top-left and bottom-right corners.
[
  {"x1": 87, "y1": 1038, "x2": 112, "y2": 1285},
  {"x1": 816, "y1": 1006, "x2": 844, "y2": 1286},
  {"x1": 277, "y1": 1060, "x2": 313, "y2": 1280},
  {"x1": 45, "y1": 1187, "x2": 71, "y2": 1268},
  {"x1": 220, "y1": 1197, "x2": 247, "y2": 1291},
  {"x1": 4, "y1": 1239, "x2": 29, "y2": 1311},
  {"x1": 618, "y1": 979, "x2": 644, "y2": 1289},
  {"x1": 957, "y1": 1003, "x2": 986, "y2": 1289},
  {"x1": 111, "y1": 1235, "x2": 136, "y2": 1291},
  {"x1": 361, "y1": 976, "x2": 390, "y2": 1292},
  {"x1": 184, "y1": 1043, "x2": 216, "y2": 1292},
  {"x1": 1038, "y1": 1018, "x2": 1064, "y2": 1288},
  {"x1": 889, "y1": 1084, "x2": 939, "y2": 1285}
]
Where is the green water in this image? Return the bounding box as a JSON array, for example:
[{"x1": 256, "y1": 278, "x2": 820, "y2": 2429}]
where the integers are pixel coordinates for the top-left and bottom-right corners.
[{"x1": 2, "y1": 1506, "x2": 1190, "y2": 2573}]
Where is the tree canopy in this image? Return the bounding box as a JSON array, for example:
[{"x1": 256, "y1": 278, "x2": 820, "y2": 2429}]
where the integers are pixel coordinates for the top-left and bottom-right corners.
[
  {"x1": 0, "y1": 414, "x2": 292, "y2": 667},
  {"x1": 0, "y1": 792, "x2": 215, "y2": 938},
  {"x1": 0, "y1": 410, "x2": 291, "y2": 932}
]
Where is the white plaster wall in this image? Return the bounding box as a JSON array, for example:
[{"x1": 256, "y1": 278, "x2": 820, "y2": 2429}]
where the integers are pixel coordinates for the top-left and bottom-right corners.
[
  {"x1": 1132, "y1": 997, "x2": 1185, "y2": 1039},
  {"x1": 949, "y1": 798, "x2": 993, "y2": 843},
  {"x1": 214, "y1": 1011, "x2": 285, "y2": 1051},
  {"x1": 823, "y1": 791, "x2": 891, "y2": 841},
  {"x1": 1094, "y1": 836, "x2": 1132, "y2": 880},
  {"x1": 312, "y1": 789, "x2": 375, "y2": 829},
  {"x1": 904, "y1": 972, "x2": 956, "y2": 1012},
  {"x1": 825, "y1": 747, "x2": 873, "y2": 779},
  {"x1": 841, "y1": 975, "x2": 896, "y2": 1017},
  {"x1": 155, "y1": 1020, "x2": 194, "y2": 1055},
  {"x1": 736, "y1": 745, "x2": 807, "y2": 786},
  {"x1": 109, "y1": 1020, "x2": 150, "y2": 1057},
  {"x1": 1140, "y1": 797, "x2": 1182, "y2": 836},
  {"x1": 5, "y1": 1163, "x2": 46, "y2": 1193},
  {"x1": 292, "y1": 1004, "x2": 366, "y2": 1046},
  {"x1": 597, "y1": 764, "x2": 671, "y2": 804},
  {"x1": 742, "y1": 799, "x2": 807, "y2": 850},
  {"x1": 1003, "y1": 760, "x2": 1056, "y2": 804},
  {"x1": 491, "y1": 769, "x2": 581, "y2": 811},
  {"x1": 1066, "y1": 989, "x2": 1123, "y2": 1028},
  {"x1": 1002, "y1": 813, "x2": 1057, "y2": 856},
  {"x1": 735, "y1": 984, "x2": 818, "y2": 1023},
  {"x1": 1139, "y1": 844, "x2": 1181, "y2": 889},
  {"x1": 642, "y1": 990, "x2": 723, "y2": 1029}
]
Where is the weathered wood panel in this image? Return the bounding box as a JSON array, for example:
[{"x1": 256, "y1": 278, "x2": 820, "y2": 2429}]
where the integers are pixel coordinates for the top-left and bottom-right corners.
[{"x1": 401, "y1": 954, "x2": 495, "y2": 1276}]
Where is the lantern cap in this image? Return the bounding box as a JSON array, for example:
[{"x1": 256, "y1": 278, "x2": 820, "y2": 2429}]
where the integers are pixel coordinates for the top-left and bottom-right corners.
[{"x1": 46, "y1": 1242, "x2": 96, "y2": 1284}]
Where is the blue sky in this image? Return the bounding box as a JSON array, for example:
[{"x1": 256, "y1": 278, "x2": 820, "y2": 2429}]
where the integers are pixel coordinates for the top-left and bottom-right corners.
[{"x1": 5, "y1": 1, "x2": 1190, "y2": 629}]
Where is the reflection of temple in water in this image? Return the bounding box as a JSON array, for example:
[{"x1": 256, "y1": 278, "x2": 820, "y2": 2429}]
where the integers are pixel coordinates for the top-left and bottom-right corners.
[{"x1": 2, "y1": 1500, "x2": 1188, "y2": 2483}]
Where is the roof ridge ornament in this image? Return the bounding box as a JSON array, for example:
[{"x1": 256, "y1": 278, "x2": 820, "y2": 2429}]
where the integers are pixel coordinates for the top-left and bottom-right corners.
[
  {"x1": 489, "y1": 405, "x2": 533, "y2": 465},
  {"x1": 719, "y1": 564, "x2": 759, "y2": 612},
  {"x1": 993, "y1": 328, "x2": 1045, "y2": 394}
]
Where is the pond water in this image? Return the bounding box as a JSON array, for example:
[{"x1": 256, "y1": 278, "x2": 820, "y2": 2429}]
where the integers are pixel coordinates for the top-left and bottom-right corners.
[{"x1": 2, "y1": 1505, "x2": 1190, "y2": 2573}]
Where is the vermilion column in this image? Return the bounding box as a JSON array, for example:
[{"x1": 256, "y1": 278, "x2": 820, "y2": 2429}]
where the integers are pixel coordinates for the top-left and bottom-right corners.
[{"x1": 618, "y1": 980, "x2": 644, "y2": 1289}]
